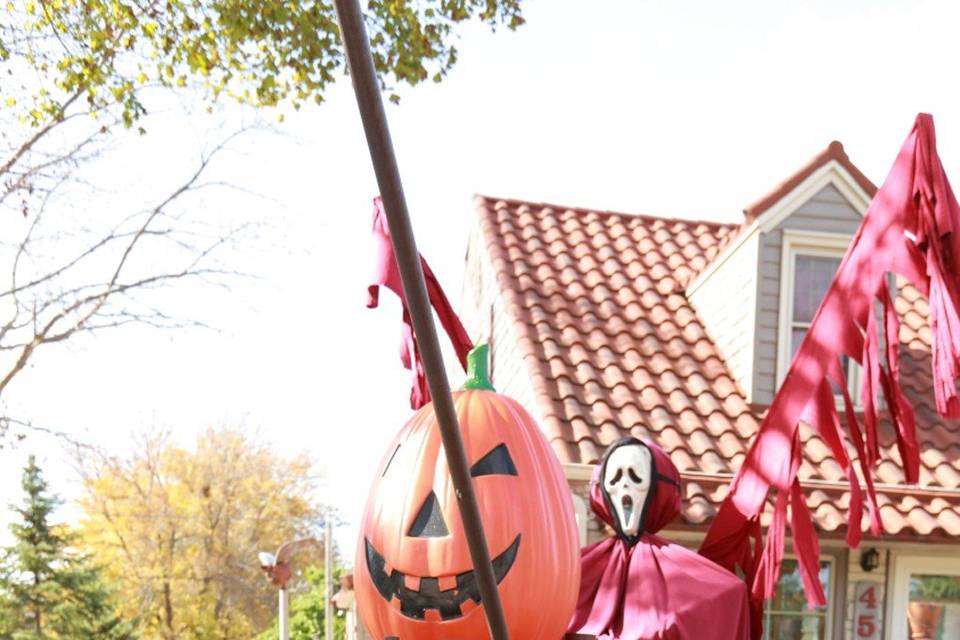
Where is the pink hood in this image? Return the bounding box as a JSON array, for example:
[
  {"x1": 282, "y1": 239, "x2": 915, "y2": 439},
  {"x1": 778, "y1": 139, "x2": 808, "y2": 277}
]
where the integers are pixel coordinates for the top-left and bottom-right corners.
[{"x1": 568, "y1": 437, "x2": 750, "y2": 640}]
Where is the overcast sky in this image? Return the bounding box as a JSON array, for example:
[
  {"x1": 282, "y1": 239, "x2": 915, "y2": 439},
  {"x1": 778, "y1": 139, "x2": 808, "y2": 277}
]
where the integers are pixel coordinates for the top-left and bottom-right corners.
[{"x1": 3, "y1": 0, "x2": 960, "y2": 558}]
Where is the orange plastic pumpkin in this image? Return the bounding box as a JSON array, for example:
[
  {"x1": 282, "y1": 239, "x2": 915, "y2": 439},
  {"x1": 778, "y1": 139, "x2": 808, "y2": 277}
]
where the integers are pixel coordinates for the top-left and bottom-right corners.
[{"x1": 355, "y1": 344, "x2": 580, "y2": 639}]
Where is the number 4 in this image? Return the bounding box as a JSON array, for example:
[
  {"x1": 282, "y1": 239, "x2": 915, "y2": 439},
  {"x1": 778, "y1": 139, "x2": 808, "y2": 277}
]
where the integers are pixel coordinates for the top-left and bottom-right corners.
[{"x1": 858, "y1": 585, "x2": 877, "y2": 609}]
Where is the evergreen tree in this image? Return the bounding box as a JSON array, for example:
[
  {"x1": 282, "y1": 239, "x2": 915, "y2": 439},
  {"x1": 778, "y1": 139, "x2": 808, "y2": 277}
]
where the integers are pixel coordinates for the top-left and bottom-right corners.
[{"x1": 0, "y1": 456, "x2": 138, "y2": 639}]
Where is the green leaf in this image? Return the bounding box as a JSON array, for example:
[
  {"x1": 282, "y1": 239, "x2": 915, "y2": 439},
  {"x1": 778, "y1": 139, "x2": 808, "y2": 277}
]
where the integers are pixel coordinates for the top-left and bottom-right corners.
[{"x1": 1, "y1": 0, "x2": 526, "y2": 132}]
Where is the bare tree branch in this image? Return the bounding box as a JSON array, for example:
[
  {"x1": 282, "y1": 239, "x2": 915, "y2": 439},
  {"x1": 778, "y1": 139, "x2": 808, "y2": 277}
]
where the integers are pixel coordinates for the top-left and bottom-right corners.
[
  {"x1": 0, "y1": 93, "x2": 256, "y2": 445},
  {"x1": 0, "y1": 91, "x2": 84, "y2": 178}
]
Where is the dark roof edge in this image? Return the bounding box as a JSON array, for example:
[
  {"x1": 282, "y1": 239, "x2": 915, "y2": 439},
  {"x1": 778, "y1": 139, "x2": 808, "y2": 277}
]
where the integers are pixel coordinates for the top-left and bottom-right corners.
[{"x1": 742, "y1": 141, "x2": 878, "y2": 223}]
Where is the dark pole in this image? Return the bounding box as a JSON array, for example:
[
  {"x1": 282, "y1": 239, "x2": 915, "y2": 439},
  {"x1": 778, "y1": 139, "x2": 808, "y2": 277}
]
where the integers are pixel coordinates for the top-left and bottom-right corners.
[{"x1": 331, "y1": 2, "x2": 511, "y2": 639}]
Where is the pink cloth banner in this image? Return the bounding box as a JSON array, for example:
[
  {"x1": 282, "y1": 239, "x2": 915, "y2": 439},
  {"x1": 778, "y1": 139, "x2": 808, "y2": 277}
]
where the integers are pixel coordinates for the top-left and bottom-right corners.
[
  {"x1": 367, "y1": 196, "x2": 473, "y2": 409},
  {"x1": 700, "y1": 114, "x2": 960, "y2": 638}
]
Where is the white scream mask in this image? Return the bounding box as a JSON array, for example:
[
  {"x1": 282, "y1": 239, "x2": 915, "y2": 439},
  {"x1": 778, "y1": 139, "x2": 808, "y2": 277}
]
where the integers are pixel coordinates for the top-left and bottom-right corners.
[{"x1": 603, "y1": 444, "x2": 652, "y2": 537}]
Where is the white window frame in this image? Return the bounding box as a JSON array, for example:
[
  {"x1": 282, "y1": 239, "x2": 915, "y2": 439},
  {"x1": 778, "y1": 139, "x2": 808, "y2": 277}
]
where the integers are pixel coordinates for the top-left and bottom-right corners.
[
  {"x1": 886, "y1": 553, "x2": 960, "y2": 640},
  {"x1": 763, "y1": 554, "x2": 838, "y2": 640},
  {"x1": 776, "y1": 229, "x2": 859, "y2": 403}
]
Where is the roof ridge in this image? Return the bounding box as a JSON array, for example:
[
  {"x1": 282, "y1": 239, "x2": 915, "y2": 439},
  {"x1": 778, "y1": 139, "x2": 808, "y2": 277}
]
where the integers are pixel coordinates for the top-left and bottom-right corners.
[
  {"x1": 742, "y1": 140, "x2": 878, "y2": 222},
  {"x1": 474, "y1": 194, "x2": 740, "y2": 231}
]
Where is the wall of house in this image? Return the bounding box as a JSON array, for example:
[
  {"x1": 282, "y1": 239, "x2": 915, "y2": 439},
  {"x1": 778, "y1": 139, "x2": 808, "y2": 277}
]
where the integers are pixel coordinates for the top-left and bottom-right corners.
[
  {"x1": 686, "y1": 232, "x2": 760, "y2": 401},
  {"x1": 883, "y1": 544, "x2": 960, "y2": 640},
  {"x1": 752, "y1": 183, "x2": 863, "y2": 404},
  {"x1": 843, "y1": 546, "x2": 889, "y2": 640},
  {"x1": 566, "y1": 473, "x2": 606, "y2": 546},
  {"x1": 460, "y1": 222, "x2": 543, "y2": 425},
  {"x1": 560, "y1": 467, "x2": 960, "y2": 640}
]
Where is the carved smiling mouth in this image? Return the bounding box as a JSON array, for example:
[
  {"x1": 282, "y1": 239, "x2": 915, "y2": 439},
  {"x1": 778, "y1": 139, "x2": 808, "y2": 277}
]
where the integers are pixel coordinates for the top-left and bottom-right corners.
[{"x1": 364, "y1": 535, "x2": 521, "y2": 620}]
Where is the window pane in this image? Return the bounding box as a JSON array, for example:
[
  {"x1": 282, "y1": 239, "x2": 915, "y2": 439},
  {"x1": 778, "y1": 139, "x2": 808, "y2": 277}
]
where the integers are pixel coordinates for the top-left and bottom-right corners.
[
  {"x1": 771, "y1": 559, "x2": 831, "y2": 613},
  {"x1": 793, "y1": 255, "x2": 841, "y2": 324},
  {"x1": 791, "y1": 324, "x2": 852, "y2": 398},
  {"x1": 908, "y1": 575, "x2": 960, "y2": 640},
  {"x1": 791, "y1": 328, "x2": 807, "y2": 361},
  {"x1": 768, "y1": 615, "x2": 826, "y2": 640}
]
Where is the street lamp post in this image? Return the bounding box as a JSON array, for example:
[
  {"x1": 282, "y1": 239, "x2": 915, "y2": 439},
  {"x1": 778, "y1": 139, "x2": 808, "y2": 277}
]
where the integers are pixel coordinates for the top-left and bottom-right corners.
[
  {"x1": 324, "y1": 516, "x2": 333, "y2": 640},
  {"x1": 258, "y1": 538, "x2": 319, "y2": 640},
  {"x1": 278, "y1": 587, "x2": 290, "y2": 640}
]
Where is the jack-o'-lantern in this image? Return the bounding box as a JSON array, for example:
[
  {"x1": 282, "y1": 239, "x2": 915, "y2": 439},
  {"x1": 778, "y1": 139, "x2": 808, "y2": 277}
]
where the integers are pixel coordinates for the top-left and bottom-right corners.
[{"x1": 355, "y1": 344, "x2": 580, "y2": 639}]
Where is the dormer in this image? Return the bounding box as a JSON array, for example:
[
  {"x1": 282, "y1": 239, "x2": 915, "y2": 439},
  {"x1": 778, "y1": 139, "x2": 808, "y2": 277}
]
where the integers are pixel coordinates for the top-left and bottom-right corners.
[{"x1": 686, "y1": 142, "x2": 877, "y2": 405}]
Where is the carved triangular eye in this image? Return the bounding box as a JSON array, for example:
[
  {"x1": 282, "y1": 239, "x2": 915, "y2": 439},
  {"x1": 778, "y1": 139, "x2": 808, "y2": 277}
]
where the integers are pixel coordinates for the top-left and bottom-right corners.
[
  {"x1": 408, "y1": 491, "x2": 449, "y2": 538},
  {"x1": 470, "y1": 443, "x2": 518, "y2": 477}
]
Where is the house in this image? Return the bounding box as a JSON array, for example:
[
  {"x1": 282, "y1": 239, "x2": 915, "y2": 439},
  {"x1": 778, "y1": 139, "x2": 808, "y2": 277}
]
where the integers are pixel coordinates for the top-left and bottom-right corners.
[{"x1": 459, "y1": 142, "x2": 960, "y2": 640}]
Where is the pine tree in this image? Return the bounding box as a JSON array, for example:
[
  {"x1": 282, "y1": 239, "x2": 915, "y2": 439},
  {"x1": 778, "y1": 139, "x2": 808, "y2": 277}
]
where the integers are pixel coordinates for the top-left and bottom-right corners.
[{"x1": 0, "y1": 456, "x2": 138, "y2": 639}]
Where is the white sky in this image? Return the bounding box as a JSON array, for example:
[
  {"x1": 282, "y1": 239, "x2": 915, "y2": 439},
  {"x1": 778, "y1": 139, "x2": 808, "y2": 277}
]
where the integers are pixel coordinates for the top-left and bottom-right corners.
[{"x1": 3, "y1": 0, "x2": 960, "y2": 560}]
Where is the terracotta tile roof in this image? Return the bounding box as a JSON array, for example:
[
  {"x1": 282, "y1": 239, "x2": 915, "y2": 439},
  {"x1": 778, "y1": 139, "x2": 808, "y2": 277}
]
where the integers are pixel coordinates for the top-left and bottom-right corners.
[
  {"x1": 742, "y1": 141, "x2": 878, "y2": 223},
  {"x1": 474, "y1": 195, "x2": 960, "y2": 541}
]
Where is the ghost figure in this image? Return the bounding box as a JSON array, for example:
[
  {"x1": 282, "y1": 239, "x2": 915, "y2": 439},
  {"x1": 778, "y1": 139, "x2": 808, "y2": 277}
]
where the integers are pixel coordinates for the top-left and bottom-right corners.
[
  {"x1": 567, "y1": 437, "x2": 750, "y2": 640},
  {"x1": 602, "y1": 443, "x2": 652, "y2": 538}
]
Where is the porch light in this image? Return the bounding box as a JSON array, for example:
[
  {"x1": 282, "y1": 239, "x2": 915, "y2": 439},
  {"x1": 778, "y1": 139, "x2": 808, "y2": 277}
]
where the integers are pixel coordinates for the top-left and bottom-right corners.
[{"x1": 860, "y1": 547, "x2": 880, "y2": 572}]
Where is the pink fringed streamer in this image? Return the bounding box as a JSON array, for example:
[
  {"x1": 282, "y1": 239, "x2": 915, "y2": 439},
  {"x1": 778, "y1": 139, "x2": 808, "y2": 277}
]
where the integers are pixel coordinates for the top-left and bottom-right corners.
[
  {"x1": 699, "y1": 114, "x2": 960, "y2": 640},
  {"x1": 928, "y1": 265, "x2": 960, "y2": 417},
  {"x1": 919, "y1": 130, "x2": 960, "y2": 418},
  {"x1": 367, "y1": 196, "x2": 473, "y2": 409},
  {"x1": 879, "y1": 285, "x2": 921, "y2": 482},
  {"x1": 833, "y1": 355, "x2": 882, "y2": 544}
]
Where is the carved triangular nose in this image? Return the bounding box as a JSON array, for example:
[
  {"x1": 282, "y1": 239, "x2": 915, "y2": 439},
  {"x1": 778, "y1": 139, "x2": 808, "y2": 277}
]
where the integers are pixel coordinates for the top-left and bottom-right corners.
[{"x1": 408, "y1": 491, "x2": 449, "y2": 538}]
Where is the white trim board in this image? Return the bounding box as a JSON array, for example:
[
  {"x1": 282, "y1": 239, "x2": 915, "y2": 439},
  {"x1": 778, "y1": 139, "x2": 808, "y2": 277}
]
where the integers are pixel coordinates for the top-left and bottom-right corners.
[
  {"x1": 562, "y1": 462, "x2": 595, "y2": 482},
  {"x1": 756, "y1": 159, "x2": 871, "y2": 233},
  {"x1": 686, "y1": 222, "x2": 759, "y2": 297},
  {"x1": 570, "y1": 492, "x2": 588, "y2": 547},
  {"x1": 687, "y1": 158, "x2": 871, "y2": 296}
]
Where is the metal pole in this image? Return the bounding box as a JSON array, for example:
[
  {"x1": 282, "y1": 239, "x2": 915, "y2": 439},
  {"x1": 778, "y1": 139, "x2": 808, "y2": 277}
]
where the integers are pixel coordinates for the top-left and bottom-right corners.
[
  {"x1": 279, "y1": 588, "x2": 290, "y2": 640},
  {"x1": 331, "y1": 3, "x2": 510, "y2": 639},
  {"x1": 325, "y1": 516, "x2": 334, "y2": 640}
]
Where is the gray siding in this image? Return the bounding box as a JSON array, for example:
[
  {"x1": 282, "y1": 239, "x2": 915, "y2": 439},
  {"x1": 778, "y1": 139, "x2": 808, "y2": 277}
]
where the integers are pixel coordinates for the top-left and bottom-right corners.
[{"x1": 752, "y1": 183, "x2": 862, "y2": 403}]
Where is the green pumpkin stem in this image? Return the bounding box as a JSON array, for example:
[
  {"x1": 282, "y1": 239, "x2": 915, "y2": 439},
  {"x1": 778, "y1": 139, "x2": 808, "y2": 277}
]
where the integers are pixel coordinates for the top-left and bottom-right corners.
[{"x1": 462, "y1": 343, "x2": 496, "y2": 391}]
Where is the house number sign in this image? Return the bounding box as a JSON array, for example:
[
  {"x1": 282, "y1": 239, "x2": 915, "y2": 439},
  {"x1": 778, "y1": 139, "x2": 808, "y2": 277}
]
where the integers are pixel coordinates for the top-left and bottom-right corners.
[{"x1": 853, "y1": 580, "x2": 882, "y2": 640}]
